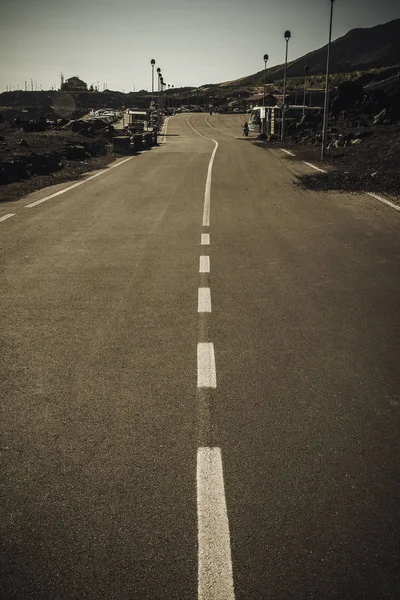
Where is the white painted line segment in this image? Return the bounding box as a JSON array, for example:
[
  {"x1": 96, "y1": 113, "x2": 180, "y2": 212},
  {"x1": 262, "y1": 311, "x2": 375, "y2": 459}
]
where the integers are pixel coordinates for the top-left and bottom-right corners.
[
  {"x1": 25, "y1": 157, "x2": 134, "y2": 208},
  {"x1": 25, "y1": 170, "x2": 106, "y2": 207},
  {"x1": 186, "y1": 117, "x2": 219, "y2": 227},
  {"x1": 205, "y1": 115, "x2": 237, "y2": 138},
  {"x1": 201, "y1": 233, "x2": 210, "y2": 245},
  {"x1": 186, "y1": 117, "x2": 215, "y2": 142},
  {"x1": 197, "y1": 343, "x2": 216, "y2": 388},
  {"x1": 198, "y1": 288, "x2": 212, "y2": 313},
  {"x1": 197, "y1": 447, "x2": 235, "y2": 600},
  {"x1": 367, "y1": 192, "x2": 400, "y2": 212},
  {"x1": 160, "y1": 116, "x2": 170, "y2": 144},
  {"x1": 199, "y1": 256, "x2": 210, "y2": 273},
  {"x1": 109, "y1": 156, "x2": 135, "y2": 168},
  {"x1": 0, "y1": 213, "x2": 16, "y2": 222},
  {"x1": 303, "y1": 161, "x2": 327, "y2": 173},
  {"x1": 280, "y1": 148, "x2": 295, "y2": 156},
  {"x1": 203, "y1": 143, "x2": 218, "y2": 227}
]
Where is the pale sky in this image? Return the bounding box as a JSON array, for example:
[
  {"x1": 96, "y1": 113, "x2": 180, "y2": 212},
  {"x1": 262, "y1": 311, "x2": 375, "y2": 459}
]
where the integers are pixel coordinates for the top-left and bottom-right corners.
[{"x1": 1, "y1": 0, "x2": 399, "y2": 92}]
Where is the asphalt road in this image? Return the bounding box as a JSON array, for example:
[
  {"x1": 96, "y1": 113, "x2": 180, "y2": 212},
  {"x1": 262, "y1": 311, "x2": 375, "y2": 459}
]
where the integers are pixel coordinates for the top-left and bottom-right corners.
[{"x1": 1, "y1": 113, "x2": 399, "y2": 599}]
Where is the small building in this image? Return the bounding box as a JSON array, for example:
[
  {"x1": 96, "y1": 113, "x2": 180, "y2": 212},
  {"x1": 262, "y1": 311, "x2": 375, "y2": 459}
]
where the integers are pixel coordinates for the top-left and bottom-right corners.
[
  {"x1": 246, "y1": 93, "x2": 278, "y2": 109},
  {"x1": 61, "y1": 76, "x2": 88, "y2": 91}
]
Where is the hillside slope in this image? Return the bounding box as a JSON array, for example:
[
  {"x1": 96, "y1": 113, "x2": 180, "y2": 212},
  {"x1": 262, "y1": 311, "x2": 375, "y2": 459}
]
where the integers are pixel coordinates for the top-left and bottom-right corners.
[{"x1": 221, "y1": 18, "x2": 400, "y2": 87}]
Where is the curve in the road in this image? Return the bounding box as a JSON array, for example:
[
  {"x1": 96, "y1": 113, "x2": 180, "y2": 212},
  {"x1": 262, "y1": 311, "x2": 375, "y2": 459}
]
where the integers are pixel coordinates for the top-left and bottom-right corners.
[{"x1": 187, "y1": 114, "x2": 236, "y2": 599}]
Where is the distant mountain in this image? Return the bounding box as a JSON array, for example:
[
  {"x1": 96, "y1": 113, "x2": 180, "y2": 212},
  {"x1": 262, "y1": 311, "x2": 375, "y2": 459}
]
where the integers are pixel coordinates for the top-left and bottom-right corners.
[{"x1": 218, "y1": 18, "x2": 400, "y2": 87}]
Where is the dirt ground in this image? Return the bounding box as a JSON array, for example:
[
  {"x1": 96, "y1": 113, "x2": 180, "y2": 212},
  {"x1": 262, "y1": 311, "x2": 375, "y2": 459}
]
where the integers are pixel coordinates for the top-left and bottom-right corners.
[
  {"x1": 0, "y1": 123, "x2": 114, "y2": 203},
  {"x1": 269, "y1": 119, "x2": 400, "y2": 198}
]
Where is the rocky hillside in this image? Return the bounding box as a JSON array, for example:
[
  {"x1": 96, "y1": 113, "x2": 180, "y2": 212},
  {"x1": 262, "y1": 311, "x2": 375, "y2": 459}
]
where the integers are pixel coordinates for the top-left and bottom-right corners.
[{"x1": 218, "y1": 18, "x2": 400, "y2": 87}]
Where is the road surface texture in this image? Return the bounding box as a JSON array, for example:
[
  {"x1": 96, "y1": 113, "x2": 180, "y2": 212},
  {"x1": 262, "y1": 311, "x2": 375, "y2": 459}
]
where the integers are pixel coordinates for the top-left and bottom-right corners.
[{"x1": 1, "y1": 113, "x2": 399, "y2": 599}]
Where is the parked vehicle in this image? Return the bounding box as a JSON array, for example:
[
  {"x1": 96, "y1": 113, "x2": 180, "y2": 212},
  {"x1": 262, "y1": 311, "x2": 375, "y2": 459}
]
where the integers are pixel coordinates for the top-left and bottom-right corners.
[
  {"x1": 126, "y1": 110, "x2": 147, "y2": 133},
  {"x1": 248, "y1": 105, "x2": 322, "y2": 136}
]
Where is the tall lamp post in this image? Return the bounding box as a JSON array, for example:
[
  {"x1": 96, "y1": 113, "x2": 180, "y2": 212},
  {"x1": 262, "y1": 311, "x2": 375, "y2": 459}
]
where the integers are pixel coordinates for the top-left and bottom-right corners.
[
  {"x1": 151, "y1": 59, "x2": 155, "y2": 104},
  {"x1": 281, "y1": 30, "x2": 291, "y2": 142},
  {"x1": 302, "y1": 65, "x2": 309, "y2": 117},
  {"x1": 321, "y1": 0, "x2": 335, "y2": 159},
  {"x1": 157, "y1": 68, "x2": 161, "y2": 109},
  {"x1": 260, "y1": 53, "x2": 269, "y2": 138},
  {"x1": 263, "y1": 54, "x2": 269, "y2": 106}
]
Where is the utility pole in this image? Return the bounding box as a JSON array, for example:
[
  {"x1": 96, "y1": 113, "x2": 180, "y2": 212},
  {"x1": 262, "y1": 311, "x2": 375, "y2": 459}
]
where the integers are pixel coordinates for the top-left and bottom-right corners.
[
  {"x1": 321, "y1": 0, "x2": 335, "y2": 160},
  {"x1": 281, "y1": 30, "x2": 291, "y2": 142},
  {"x1": 151, "y1": 59, "x2": 155, "y2": 104}
]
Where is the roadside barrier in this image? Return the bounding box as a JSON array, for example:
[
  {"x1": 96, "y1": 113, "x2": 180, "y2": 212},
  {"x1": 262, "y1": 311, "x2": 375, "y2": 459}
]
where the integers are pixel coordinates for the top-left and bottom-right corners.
[
  {"x1": 144, "y1": 133, "x2": 153, "y2": 149},
  {"x1": 113, "y1": 131, "x2": 159, "y2": 155},
  {"x1": 132, "y1": 134, "x2": 144, "y2": 152},
  {"x1": 112, "y1": 136, "x2": 131, "y2": 155}
]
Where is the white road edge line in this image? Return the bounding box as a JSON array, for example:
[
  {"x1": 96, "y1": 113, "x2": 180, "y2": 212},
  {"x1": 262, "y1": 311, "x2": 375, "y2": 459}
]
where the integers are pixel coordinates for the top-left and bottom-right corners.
[
  {"x1": 186, "y1": 117, "x2": 219, "y2": 227},
  {"x1": 280, "y1": 148, "x2": 296, "y2": 156},
  {"x1": 303, "y1": 161, "x2": 327, "y2": 173},
  {"x1": 197, "y1": 447, "x2": 235, "y2": 600},
  {"x1": 201, "y1": 233, "x2": 210, "y2": 245},
  {"x1": 109, "y1": 156, "x2": 135, "y2": 169},
  {"x1": 198, "y1": 288, "x2": 212, "y2": 313},
  {"x1": 0, "y1": 213, "x2": 16, "y2": 222},
  {"x1": 160, "y1": 116, "x2": 170, "y2": 144},
  {"x1": 367, "y1": 192, "x2": 400, "y2": 212},
  {"x1": 25, "y1": 157, "x2": 134, "y2": 208},
  {"x1": 199, "y1": 256, "x2": 210, "y2": 273},
  {"x1": 197, "y1": 342, "x2": 216, "y2": 388}
]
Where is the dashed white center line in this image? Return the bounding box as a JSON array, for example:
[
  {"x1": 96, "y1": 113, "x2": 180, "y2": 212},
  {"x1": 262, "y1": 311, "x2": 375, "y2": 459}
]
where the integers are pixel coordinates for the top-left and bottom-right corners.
[
  {"x1": 198, "y1": 288, "x2": 212, "y2": 313},
  {"x1": 303, "y1": 161, "x2": 327, "y2": 173},
  {"x1": 199, "y1": 256, "x2": 210, "y2": 273},
  {"x1": 197, "y1": 343, "x2": 216, "y2": 388},
  {"x1": 367, "y1": 192, "x2": 400, "y2": 212},
  {"x1": 197, "y1": 447, "x2": 235, "y2": 600},
  {"x1": 0, "y1": 213, "x2": 16, "y2": 222},
  {"x1": 201, "y1": 233, "x2": 210, "y2": 245},
  {"x1": 186, "y1": 117, "x2": 218, "y2": 227},
  {"x1": 280, "y1": 148, "x2": 296, "y2": 156},
  {"x1": 203, "y1": 143, "x2": 218, "y2": 227}
]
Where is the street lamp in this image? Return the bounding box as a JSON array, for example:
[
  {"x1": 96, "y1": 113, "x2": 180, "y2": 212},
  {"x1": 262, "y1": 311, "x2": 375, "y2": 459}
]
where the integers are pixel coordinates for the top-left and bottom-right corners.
[
  {"x1": 321, "y1": 0, "x2": 335, "y2": 159},
  {"x1": 303, "y1": 65, "x2": 309, "y2": 117},
  {"x1": 151, "y1": 59, "x2": 155, "y2": 103},
  {"x1": 281, "y1": 30, "x2": 291, "y2": 142},
  {"x1": 157, "y1": 68, "x2": 161, "y2": 110},
  {"x1": 259, "y1": 53, "x2": 269, "y2": 138},
  {"x1": 263, "y1": 54, "x2": 269, "y2": 107}
]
